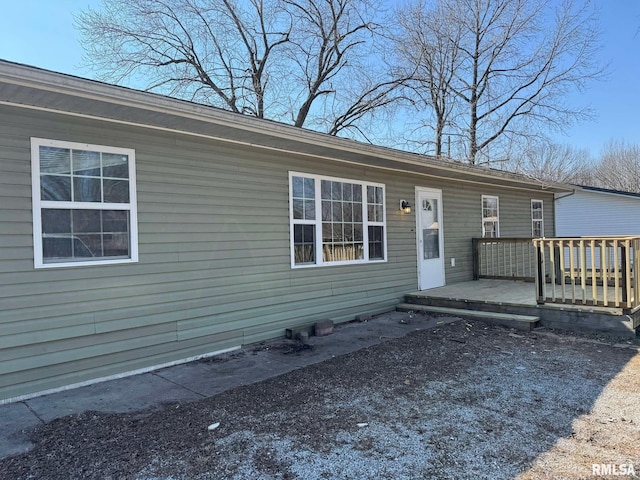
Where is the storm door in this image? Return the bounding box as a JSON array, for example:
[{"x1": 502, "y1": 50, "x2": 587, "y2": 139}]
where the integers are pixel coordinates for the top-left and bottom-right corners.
[{"x1": 416, "y1": 187, "x2": 445, "y2": 290}]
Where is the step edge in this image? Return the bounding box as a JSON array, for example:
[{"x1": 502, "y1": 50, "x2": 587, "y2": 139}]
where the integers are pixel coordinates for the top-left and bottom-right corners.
[{"x1": 397, "y1": 304, "x2": 539, "y2": 323}]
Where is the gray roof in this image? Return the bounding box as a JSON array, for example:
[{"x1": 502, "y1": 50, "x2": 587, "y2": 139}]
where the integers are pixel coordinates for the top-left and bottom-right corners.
[
  {"x1": 573, "y1": 185, "x2": 640, "y2": 199},
  {"x1": 0, "y1": 59, "x2": 569, "y2": 193}
]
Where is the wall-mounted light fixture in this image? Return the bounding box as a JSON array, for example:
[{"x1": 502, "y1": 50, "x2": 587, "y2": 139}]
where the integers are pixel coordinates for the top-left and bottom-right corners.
[{"x1": 400, "y1": 199, "x2": 412, "y2": 214}]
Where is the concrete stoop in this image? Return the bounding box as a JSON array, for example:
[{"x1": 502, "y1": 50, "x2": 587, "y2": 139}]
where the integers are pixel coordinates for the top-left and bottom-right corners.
[
  {"x1": 396, "y1": 303, "x2": 539, "y2": 332},
  {"x1": 400, "y1": 290, "x2": 639, "y2": 338}
]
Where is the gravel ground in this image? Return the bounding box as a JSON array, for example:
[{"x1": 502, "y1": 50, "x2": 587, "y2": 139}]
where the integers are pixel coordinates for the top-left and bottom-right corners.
[{"x1": 1, "y1": 317, "x2": 639, "y2": 480}]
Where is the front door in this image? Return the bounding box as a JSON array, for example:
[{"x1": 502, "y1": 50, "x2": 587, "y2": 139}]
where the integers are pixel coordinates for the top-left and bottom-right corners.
[{"x1": 416, "y1": 187, "x2": 445, "y2": 290}]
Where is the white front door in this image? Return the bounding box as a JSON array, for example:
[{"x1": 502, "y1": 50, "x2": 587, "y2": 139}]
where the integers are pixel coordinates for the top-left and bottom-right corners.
[{"x1": 416, "y1": 187, "x2": 445, "y2": 290}]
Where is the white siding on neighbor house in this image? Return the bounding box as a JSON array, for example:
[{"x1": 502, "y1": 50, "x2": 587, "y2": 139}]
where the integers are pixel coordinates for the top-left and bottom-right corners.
[{"x1": 555, "y1": 189, "x2": 640, "y2": 237}]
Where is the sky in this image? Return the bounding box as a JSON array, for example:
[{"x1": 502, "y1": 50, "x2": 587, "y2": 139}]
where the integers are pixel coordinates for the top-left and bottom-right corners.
[{"x1": 0, "y1": 0, "x2": 639, "y2": 158}]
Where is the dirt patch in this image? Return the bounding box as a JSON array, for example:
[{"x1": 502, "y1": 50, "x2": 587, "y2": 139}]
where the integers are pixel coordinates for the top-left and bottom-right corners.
[{"x1": 2, "y1": 320, "x2": 639, "y2": 479}]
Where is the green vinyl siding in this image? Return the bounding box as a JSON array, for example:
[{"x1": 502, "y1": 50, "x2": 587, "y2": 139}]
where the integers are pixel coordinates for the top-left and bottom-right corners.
[
  {"x1": 440, "y1": 186, "x2": 554, "y2": 284},
  {"x1": 0, "y1": 104, "x2": 554, "y2": 401}
]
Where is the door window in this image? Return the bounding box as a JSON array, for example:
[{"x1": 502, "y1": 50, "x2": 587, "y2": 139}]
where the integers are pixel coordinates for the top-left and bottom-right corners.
[{"x1": 421, "y1": 199, "x2": 440, "y2": 259}]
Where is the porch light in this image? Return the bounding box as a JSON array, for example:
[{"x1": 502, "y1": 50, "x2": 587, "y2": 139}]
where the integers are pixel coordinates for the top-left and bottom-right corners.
[{"x1": 400, "y1": 200, "x2": 412, "y2": 214}]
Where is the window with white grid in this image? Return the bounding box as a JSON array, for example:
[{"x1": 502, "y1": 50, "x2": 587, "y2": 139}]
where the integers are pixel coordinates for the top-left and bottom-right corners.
[
  {"x1": 289, "y1": 172, "x2": 386, "y2": 267},
  {"x1": 31, "y1": 138, "x2": 138, "y2": 268}
]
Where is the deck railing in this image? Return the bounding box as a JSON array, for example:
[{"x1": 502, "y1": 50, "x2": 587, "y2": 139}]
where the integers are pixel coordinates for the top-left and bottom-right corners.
[
  {"x1": 473, "y1": 237, "x2": 537, "y2": 281},
  {"x1": 533, "y1": 236, "x2": 640, "y2": 310}
]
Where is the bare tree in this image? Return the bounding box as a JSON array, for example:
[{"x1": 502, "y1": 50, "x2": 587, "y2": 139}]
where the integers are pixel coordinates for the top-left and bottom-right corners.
[
  {"x1": 327, "y1": 78, "x2": 405, "y2": 137},
  {"x1": 282, "y1": 0, "x2": 405, "y2": 134},
  {"x1": 514, "y1": 140, "x2": 640, "y2": 193},
  {"x1": 77, "y1": 0, "x2": 290, "y2": 116},
  {"x1": 393, "y1": 0, "x2": 604, "y2": 164},
  {"x1": 76, "y1": 0, "x2": 398, "y2": 134},
  {"x1": 393, "y1": 0, "x2": 462, "y2": 157},
  {"x1": 511, "y1": 142, "x2": 593, "y2": 186},
  {"x1": 591, "y1": 140, "x2": 640, "y2": 193}
]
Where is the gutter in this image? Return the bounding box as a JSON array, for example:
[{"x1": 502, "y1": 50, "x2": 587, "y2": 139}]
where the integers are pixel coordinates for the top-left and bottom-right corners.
[{"x1": 554, "y1": 189, "x2": 577, "y2": 202}]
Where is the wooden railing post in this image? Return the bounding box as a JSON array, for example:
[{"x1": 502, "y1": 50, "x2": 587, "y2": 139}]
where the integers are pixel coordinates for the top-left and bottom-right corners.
[
  {"x1": 580, "y1": 239, "x2": 587, "y2": 304},
  {"x1": 629, "y1": 238, "x2": 640, "y2": 308},
  {"x1": 535, "y1": 239, "x2": 545, "y2": 304},
  {"x1": 554, "y1": 244, "x2": 561, "y2": 285},
  {"x1": 548, "y1": 240, "x2": 556, "y2": 301},
  {"x1": 601, "y1": 240, "x2": 608, "y2": 306},
  {"x1": 621, "y1": 243, "x2": 628, "y2": 306},
  {"x1": 591, "y1": 239, "x2": 597, "y2": 304},
  {"x1": 472, "y1": 238, "x2": 479, "y2": 280}
]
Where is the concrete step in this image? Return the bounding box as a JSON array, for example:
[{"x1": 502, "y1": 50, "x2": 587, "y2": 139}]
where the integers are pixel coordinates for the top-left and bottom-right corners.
[
  {"x1": 396, "y1": 303, "x2": 540, "y2": 332},
  {"x1": 402, "y1": 293, "x2": 539, "y2": 317}
]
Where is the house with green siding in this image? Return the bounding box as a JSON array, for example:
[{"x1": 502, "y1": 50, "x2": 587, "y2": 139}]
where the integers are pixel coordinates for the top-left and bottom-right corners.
[{"x1": 0, "y1": 60, "x2": 565, "y2": 402}]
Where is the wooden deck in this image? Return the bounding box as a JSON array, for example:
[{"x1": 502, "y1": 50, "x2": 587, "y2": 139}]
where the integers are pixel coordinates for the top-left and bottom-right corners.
[
  {"x1": 474, "y1": 236, "x2": 640, "y2": 310},
  {"x1": 404, "y1": 279, "x2": 640, "y2": 338}
]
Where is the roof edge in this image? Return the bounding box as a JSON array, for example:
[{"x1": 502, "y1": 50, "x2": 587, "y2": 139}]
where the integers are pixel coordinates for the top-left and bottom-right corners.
[
  {"x1": 0, "y1": 59, "x2": 571, "y2": 193},
  {"x1": 573, "y1": 184, "x2": 640, "y2": 199}
]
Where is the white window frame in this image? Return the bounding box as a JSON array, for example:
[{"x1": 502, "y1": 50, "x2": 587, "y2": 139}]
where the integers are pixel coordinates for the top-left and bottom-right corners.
[
  {"x1": 481, "y1": 195, "x2": 500, "y2": 238},
  {"x1": 289, "y1": 171, "x2": 387, "y2": 268},
  {"x1": 31, "y1": 138, "x2": 139, "y2": 268},
  {"x1": 531, "y1": 199, "x2": 544, "y2": 237}
]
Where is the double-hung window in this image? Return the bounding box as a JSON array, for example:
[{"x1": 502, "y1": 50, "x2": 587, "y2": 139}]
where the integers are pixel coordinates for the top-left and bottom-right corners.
[
  {"x1": 31, "y1": 138, "x2": 138, "y2": 268},
  {"x1": 481, "y1": 195, "x2": 499, "y2": 238},
  {"x1": 289, "y1": 172, "x2": 386, "y2": 267},
  {"x1": 531, "y1": 199, "x2": 544, "y2": 237}
]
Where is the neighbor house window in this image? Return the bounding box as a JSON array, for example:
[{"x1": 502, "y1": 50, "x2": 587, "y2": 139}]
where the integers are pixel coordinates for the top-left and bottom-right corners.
[
  {"x1": 482, "y1": 195, "x2": 499, "y2": 238},
  {"x1": 31, "y1": 138, "x2": 138, "y2": 268},
  {"x1": 531, "y1": 199, "x2": 544, "y2": 237},
  {"x1": 289, "y1": 172, "x2": 386, "y2": 267}
]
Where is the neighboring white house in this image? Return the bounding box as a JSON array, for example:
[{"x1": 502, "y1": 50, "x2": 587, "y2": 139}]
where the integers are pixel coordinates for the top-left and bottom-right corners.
[{"x1": 555, "y1": 185, "x2": 640, "y2": 237}]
